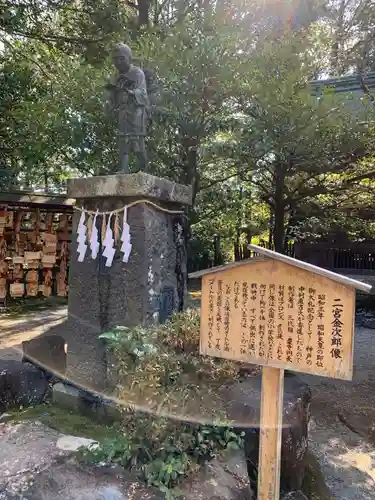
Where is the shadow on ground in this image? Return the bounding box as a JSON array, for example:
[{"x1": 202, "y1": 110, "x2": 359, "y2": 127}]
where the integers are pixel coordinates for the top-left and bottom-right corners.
[{"x1": 0, "y1": 307, "x2": 67, "y2": 350}]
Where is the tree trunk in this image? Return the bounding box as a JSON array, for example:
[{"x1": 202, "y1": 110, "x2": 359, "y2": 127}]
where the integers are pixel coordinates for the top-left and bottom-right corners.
[
  {"x1": 214, "y1": 235, "x2": 223, "y2": 266},
  {"x1": 137, "y1": 0, "x2": 150, "y2": 27},
  {"x1": 44, "y1": 170, "x2": 49, "y2": 192},
  {"x1": 274, "y1": 209, "x2": 285, "y2": 254},
  {"x1": 234, "y1": 184, "x2": 243, "y2": 260},
  {"x1": 180, "y1": 135, "x2": 200, "y2": 207},
  {"x1": 180, "y1": 135, "x2": 199, "y2": 267},
  {"x1": 242, "y1": 228, "x2": 251, "y2": 259},
  {"x1": 234, "y1": 232, "x2": 241, "y2": 261},
  {"x1": 331, "y1": 0, "x2": 346, "y2": 76},
  {"x1": 357, "y1": 27, "x2": 375, "y2": 105},
  {"x1": 273, "y1": 162, "x2": 285, "y2": 254},
  {"x1": 268, "y1": 213, "x2": 274, "y2": 249}
]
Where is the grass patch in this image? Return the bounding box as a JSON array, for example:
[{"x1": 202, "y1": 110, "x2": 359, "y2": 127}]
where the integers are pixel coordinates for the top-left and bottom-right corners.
[
  {"x1": 78, "y1": 411, "x2": 243, "y2": 499},
  {"x1": 8, "y1": 404, "x2": 119, "y2": 441}
]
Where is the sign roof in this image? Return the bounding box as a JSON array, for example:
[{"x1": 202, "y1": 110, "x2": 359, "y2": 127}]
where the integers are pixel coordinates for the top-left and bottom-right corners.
[{"x1": 189, "y1": 244, "x2": 372, "y2": 294}]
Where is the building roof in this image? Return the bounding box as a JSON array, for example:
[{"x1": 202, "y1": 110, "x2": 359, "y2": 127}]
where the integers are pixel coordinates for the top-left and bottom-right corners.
[
  {"x1": 310, "y1": 72, "x2": 375, "y2": 95},
  {"x1": 0, "y1": 190, "x2": 74, "y2": 209},
  {"x1": 189, "y1": 244, "x2": 372, "y2": 293},
  {"x1": 309, "y1": 72, "x2": 375, "y2": 118}
]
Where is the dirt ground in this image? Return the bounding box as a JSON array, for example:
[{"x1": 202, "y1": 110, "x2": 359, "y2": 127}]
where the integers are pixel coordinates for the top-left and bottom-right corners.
[
  {"x1": 2, "y1": 305, "x2": 375, "y2": 499},
  {"x1": 0, "y1": 419, "x2": 158, "y2": 500},
  {"x1": 300, "y1": 325, "x2": 375, "y2": 499},
  {"x1": 0, "y1": 305, "x2": 67, "y2": 359}
]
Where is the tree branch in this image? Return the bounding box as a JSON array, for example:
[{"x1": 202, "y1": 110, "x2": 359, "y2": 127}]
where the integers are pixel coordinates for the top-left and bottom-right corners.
[
  {"x1": 200, "y1": 171, "x2": 240, "y2": 190},
  {"x1": 2, "y1": 27, "x2": 107, "y2": 46},
  {"x1": 0, "y1": 36, "x2": 54, "y2": 80},
  {"x1": 358, "y1": 72, "x2": 375, "y2": 104}
]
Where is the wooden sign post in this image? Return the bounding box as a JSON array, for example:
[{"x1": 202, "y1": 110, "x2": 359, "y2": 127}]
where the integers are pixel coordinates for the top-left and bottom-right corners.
[
  {"x1": 259, "y1": 365, "x2": 284, "y2": 499},
  {"x1": 190, "y1": 244, "x2": 372, "y2": 499}
]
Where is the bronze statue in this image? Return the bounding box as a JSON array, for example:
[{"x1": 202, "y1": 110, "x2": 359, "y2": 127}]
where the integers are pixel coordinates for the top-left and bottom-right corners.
[{"x1": 106, "y1": 43, "x2": 150, "y2": 173}]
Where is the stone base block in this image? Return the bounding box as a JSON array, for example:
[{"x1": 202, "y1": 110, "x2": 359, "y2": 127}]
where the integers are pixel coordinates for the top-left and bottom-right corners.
[
  {"x1": 53, "y1": 383, "x2": 80, "y2": 412},
  {"x1": 52, "y1": 382, "x2": 122, "y2": 423},
  {"x1": 65, "y1": 172, "x2": 192, "y2": 390}
]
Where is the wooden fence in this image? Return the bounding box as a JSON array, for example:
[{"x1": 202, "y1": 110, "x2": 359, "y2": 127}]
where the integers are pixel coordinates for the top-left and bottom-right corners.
[
  {"x1": 294, "y1": 242, "x2": 375, "y2": 273},
  {"x1": 189, "y1": 238, "x2": 375, "y2": 276}
]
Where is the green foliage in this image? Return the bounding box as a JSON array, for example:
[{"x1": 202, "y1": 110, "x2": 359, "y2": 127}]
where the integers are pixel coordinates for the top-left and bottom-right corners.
[
  {"x1": 1, "y1": 0, "x2": 375, "y2": 261},
  {"x1": 229, "y1": 32, "x2": 375, "y2": 251},
  {"x1": 78, "y1": 412, "x2": 243, "y2": 498},
  {"x1": 100, "y1": 327, "x2": 159, "y2": 359},
  {"x1": 322, "y1": 0, "x2": 375, "y2": 75},
  {"x1": 143, "y1": 453, "x2": 189, "y2": 499},
  {"x1": 0, "y1": 0, "x2": 132, "y2": 62},
  {"x1": 93, "y1": 310, "x2": 244, "y2": 496},
  {"x1": 101, "y1": 310, "x2": 240, "y2": 416}
]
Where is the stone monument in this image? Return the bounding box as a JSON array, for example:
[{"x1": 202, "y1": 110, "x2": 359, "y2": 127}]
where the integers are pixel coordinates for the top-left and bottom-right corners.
[
  {"x1": 66, "y1": 174, "x2": 192, "y2": 391},
  {"x1": 63, "y1": 43, "x2": 191, "y2": 391},
  {"x1": 49, "y1": 42, "x2": 191, "y2": 392}
]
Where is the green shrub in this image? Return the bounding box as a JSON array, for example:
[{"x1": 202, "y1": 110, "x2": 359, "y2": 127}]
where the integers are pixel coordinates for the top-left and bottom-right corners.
[
  {"x1": 100, "y1": 309, "x2": 240, "y2": 417},
  {"x1": 79, "y1": 416, "x2": 244, "y2": 498},
  {"x1": 82, "y1": 310, "x2": 246, "y2": 497}
]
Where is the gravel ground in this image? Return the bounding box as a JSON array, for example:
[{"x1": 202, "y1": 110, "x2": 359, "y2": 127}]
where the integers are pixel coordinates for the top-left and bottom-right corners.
[
  {"x1": 0, "y1": 420, "x2": 153, "y2": 500},
  {"x1": 300, "y1": 326, "x2": 375, "y2": 500},
  {"x1": 1, "y1": 307, "x2": 375, "y2": 499}
]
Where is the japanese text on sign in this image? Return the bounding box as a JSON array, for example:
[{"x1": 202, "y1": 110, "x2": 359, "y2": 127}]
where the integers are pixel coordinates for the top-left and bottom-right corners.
[{"x1": 200, "y1": 260, "x2": 355, "y2": 380}]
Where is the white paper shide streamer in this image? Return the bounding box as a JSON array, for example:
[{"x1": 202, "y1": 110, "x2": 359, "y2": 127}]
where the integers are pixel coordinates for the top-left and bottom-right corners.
[
  {"x1": 77, "y1": 210, "x2": 88, "y2": 262},
  {"x1": 120, "y1": 207, "x2": 132, "y2": 263},
  {"x1": 102, "y1": 214, "x2": 116, "y2": 267},
  {"x1": 90, "y1": 210, "x2": 100, "y2": 259},
  {"x1": 75, "y1": 200, "x2": 183, "y2": 267}
]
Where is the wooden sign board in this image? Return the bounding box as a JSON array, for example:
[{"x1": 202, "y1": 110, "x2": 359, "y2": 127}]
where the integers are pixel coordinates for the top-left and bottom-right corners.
[
  {"x1": 26, "y1": 283, "x2": 39, "y2": 297},
  {"x1": 200, "y1": 258, "x2": 355, "y2": 380},
  {"x1": 12, "y1": 256, "x2": 24, "y2": 265},
  {"x1": 24, "y1": 251, "x2": 41, "y2": 262},
  {"x1": 26, "y1": 261, "x2": 40, "y2": 269},
  {"x1": 10, "y1": 282, "x2": 24, "y2": 297},
  {"x1": 26, "y1": 270, "x2": 39, "y2": 283},
  {"x1": 43, "y1": 233, "x2": 57, "y2": 245},
  {"x1": 6, "y1": 211, "x2": 13, "y2": 228},
  {"x1": 42, "y1": 254, "x2": 56, "y2": 266},
  {"x1": 192, "y1": 245, "x2": 372, "y2": 500},
  {"x1": 0, "y1": 278, "x2": 6, "y2": 299}
]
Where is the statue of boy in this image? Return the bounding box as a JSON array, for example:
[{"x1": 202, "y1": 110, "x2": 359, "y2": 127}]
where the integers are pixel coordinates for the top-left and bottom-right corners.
[{"x1": 106, "y1": 43, "x2": 150, "y2": 173}]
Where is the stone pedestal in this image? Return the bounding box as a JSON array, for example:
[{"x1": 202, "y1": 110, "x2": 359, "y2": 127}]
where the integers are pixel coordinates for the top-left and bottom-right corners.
[{"x1": 65, "y1": 172, "x2": 192, "y2": 391}]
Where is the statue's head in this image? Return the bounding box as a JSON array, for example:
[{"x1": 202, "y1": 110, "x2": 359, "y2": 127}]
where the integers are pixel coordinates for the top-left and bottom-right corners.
[{"x1": 113, "y1": 43, "x2": 132, "y2": 73}]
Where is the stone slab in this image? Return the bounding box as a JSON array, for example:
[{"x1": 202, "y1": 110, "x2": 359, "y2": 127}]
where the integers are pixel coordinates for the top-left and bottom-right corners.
[
  {"x1": 0, "y1": 420, "x2": 161, "y2": 500},
  {"x1": 282, "y1": 492, "x2": 308, "y2": 500},
  {"x1": 53, "y1": 382, "x2": 80, "y2": 412},
  {"x1": 0, "y1": 420, "x2": 66, "y2": 496},
  {"x1": 221, "y1": 374, "x2": 311, "y2": 495},
  {"x1": 67, "y1": 172, "x2": 192, "y2": 206},
  {"x1": 52, "y1": 382, "x2": 122, "y2": 423},
  {"x1": 180, "y1": 449, "x2": 254, "y2": 499},
  {"x1": 22, "y1": 335, "x2": 67, "y2": 378},
  {"x1": 56, "y1": 435, "x2": 98, "y2": 452},
  {"x1": 22, "y1": 463, "x2": 162, "y2": 500}
]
